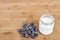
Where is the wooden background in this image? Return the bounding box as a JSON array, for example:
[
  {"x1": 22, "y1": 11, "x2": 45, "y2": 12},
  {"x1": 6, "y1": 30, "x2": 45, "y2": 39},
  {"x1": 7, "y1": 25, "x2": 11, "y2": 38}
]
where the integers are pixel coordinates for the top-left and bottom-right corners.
[{"x1": 0, "y1": 0, "x2": 60, "y2": 40}]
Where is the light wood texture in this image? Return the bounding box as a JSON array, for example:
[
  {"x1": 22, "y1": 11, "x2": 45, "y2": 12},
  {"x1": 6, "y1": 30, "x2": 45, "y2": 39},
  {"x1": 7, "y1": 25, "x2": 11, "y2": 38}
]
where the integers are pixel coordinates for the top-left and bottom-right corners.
[{"x1": 0, "y1": 0, "x2": 60, "y2": 40}]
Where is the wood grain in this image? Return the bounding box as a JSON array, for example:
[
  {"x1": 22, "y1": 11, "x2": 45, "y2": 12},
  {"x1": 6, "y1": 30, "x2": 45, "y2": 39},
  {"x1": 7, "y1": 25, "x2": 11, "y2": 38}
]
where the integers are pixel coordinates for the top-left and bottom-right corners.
[{"x1": 0, "y1": 0, "x2": 60, "y2": 40}]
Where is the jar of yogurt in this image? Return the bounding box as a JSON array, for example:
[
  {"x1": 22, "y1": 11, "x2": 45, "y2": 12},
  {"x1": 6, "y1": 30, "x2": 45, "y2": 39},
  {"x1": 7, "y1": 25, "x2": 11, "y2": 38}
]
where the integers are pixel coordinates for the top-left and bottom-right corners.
[{"x1": 39, "y1": 14, "x2": 55, "y2": 35}]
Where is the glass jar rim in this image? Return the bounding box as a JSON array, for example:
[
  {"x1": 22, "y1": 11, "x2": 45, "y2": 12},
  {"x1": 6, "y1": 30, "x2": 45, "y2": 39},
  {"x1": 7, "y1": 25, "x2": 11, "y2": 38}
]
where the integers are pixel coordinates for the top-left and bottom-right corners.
[{"x1": 40, "y1": 14, "x2": 54, "y2": 25}]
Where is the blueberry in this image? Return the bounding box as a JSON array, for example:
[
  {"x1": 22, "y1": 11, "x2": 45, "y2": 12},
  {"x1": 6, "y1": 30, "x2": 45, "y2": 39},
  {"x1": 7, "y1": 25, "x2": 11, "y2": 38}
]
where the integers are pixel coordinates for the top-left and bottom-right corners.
[
  {"x1": 22, "y1": 22, "x2": 27, "y2": 28},
  {"x1": 31, "y1": 34, "x2": 35, "y2": 39},
  {"x1": 31, "y1": 28, "x2": 35, "y2": 31},
  {"x1": 33, "y1": 26, "x2": 38, "y2": 32},
  {"x1": 21, "y1": 34, "x2": 25, "y2": 37},
  {"x1": 28, "y1": 26, "x2": 33, "y2": 30},
  {"x1": 30, "y1": 22, "x2": 34, "y2": 26},
  {"x1": 26, "y1": 27, "x2": 29, "y2": 31},
  {"x1": 21, "y1": 29, "x2": 24, "y2": 32},
  {"x1": 35, "y1": 28, "x2": 38, "y2": 32},
  {"x1": 33, "y1": 27, "x2": 38, "y2": 32},
  {"x1": 34, "y1": 33, "x2": 38, "y2": 37},
  {"x1": 31, "y1": 30, "x2": 35, "y2": 34},
  {"x1": 27, "y1": 31, "x2": 31, "y2": 35},
  {"x1": 21, "y1": 31, "x2": 24, "y2": 34},
  {"x1": 23, "y1": 22, "x2": 27, "y2": 26},
  {"x1": 18, "y1": 29, "x2": 21, "y2": 32},
  {"x1": 23, "y1": 26, "x2": 26, "y2": 28},
  {"x1": 25, "y1": 33, "x2": 29, "y2": 38},
  {"x1": 24, "y1": 22, "x2": 27, "y2": 25},
  {"x1": 21, "y1": 28, "x2": 26, "y2": 32},
  {"x1": 21, "y1": 32, "x2": 25, "y2": 37}
]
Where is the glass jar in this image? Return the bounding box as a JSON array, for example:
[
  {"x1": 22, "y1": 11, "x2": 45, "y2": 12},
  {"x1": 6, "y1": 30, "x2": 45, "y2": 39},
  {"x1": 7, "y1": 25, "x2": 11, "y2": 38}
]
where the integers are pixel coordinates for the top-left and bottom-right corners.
[{"x1": 39, "y1": 14, "x2": 55, "y2": 35}]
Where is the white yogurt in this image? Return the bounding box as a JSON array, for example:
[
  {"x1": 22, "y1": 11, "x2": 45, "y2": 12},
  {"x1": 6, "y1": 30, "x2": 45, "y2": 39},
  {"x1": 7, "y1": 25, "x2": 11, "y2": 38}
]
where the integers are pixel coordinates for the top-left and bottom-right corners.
[{"x1": 39, "y1": 14, "x2": 54, "y2": 35}]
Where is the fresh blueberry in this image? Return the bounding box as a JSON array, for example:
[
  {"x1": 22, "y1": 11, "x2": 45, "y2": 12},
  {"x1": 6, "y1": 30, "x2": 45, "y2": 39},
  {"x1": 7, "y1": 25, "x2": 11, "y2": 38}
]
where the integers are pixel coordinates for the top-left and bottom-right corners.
[
  {"x1": 30, "y1": 22, "x2": 34, "y2": 26},
  {"x1": 25, "y1": 33, "x2": 29, "y2": 38},
  {"x1": 21, "y1": 28, "x2": 26, "y2": 32},
  {"x1": 28, "y1": 26, "x2": 33, "y2": 30},
  {"x1": 23, "y1": 26, "x2": 26, "y2": 28},
  {"x1": 31, "y1": 34, "x2": 35, "y2": 39},
  {"x1": 23, "y1": 22, "x2": 27, "y2": 28},
  {"x1": 33, "y1": 27, "x2": 38, "y2": 32},
  {"x1": 21, "y1": 29, "x2": 24, "y2": 32},
  {"x1": 34, "y1": 33, "x2": 38, "y2": 37},
  {"x1": 35, "y1": 28, "x2": 38, "y2": 32},
  {"x1": 24, "y1": 22, "x2": 27, "y2": 25},
  {"x1": 31, "y1": 28, "x2": 35, "y2": 31},
  {"x1": 23, "y1": 28, "x2": 26, "y2": 31},
  {"x1": 26, "y1": 27, "x2": 29, "y2": 31},
  {"x1": 18, "y1": 29, "x2": 21, "y2": 32},
  {"x1": 21, "y1": 34, "x2": 25, "y2": 37},
  {"x1": 24, "y1": 22, "x2": 27, "y2": 26},
  {"x1": 31, "y1": 30, "x2": 35, "y2": 34},
  {"x1": 33, "y1": 26, "x2": 38, "y2": 32},
  {"x1": 21, "y1": 32, "x2": 25, "y2": 37},
  {"x1": 27, "y1": 31, "x2": 31, "y2": 35},
  {"x1": 21, "y1": 31, "x2": 25, "y2": 34},
  {"x1": 21, "y1": 31, "x2": 24, "y2": 33}
]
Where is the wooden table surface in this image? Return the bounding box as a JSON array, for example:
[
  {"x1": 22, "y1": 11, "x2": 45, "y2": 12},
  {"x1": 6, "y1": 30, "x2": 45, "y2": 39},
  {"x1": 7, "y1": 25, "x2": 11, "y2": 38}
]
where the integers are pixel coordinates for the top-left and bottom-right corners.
[{"x1": 0, "y1": 0, "x2": 60, "y2": 40}]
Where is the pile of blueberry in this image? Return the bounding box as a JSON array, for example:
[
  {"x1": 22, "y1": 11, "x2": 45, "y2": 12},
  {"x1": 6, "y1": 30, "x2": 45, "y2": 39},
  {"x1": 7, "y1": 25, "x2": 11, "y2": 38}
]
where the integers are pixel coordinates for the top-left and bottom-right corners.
[{"x1": 18, "y1": 22, "x2": 38, "y2": 39}]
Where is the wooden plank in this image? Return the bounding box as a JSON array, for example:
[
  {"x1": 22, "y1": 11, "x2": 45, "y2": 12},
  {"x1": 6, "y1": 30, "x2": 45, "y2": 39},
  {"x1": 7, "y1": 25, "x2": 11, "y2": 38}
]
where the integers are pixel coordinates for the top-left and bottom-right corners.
[{"x1": 0, "y1": 1, "x2": 60, "y2": 40}]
